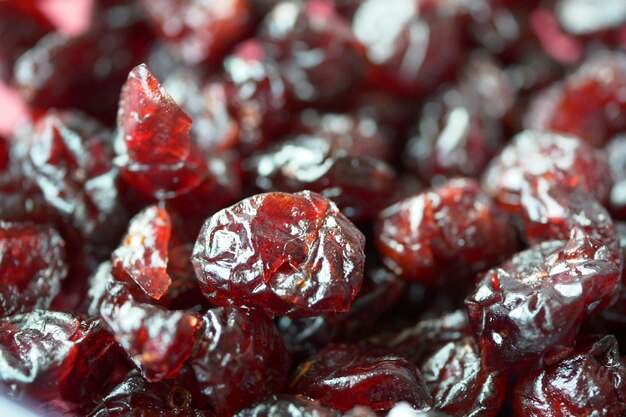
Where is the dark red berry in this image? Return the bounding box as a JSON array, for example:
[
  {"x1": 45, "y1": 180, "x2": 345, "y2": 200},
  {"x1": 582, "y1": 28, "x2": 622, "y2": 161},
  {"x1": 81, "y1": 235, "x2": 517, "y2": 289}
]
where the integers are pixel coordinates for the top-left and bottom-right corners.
[
  {"x1": 191, "y1": 191, "x2": 365, "y2": 318},
  {"x1": 233, "y1": 396, "x2": 341, "y2": 417}
]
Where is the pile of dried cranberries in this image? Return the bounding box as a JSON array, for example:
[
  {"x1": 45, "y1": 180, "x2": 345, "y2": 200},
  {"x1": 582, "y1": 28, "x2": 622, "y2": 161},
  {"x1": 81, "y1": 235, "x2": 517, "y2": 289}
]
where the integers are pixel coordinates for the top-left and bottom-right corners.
[{"x1": 2, "y1": 0, "x2": 626, "y2": 416}]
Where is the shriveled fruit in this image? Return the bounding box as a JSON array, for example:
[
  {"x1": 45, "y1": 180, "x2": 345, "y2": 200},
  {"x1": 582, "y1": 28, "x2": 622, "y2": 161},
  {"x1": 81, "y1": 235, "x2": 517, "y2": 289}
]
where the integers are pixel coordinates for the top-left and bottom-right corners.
[
  {"x1": 0, "y1": 311, "x2": 122, "y2": 404},
  {"x1": 465, "y1": 229, "x2": 622, "y2": 375},
  {"x1": 99, "y1": 280, "x2": 201, "y2": 382},
  {"x1": 191, "y1": 191, "x2": 365, "y2": 318},
  {"x1": 420, "y1": 337, "x2": 506, "y2": 417},
  {"x1": 0, "y1": 221, "x2": 67, "y2": 317},
  {"x1": 513, "y1": 335, "x2": 626, "y2": 417},
  {"x1": 186, "y1": 307, "x2": 289, "y2": 416},
  {"x1": 111, "y1": 205, "x2": 172, "y2": 300},
  {"x1": 88, "y1": 372, "x2": 213, "y2": 417},
  {"x1": 233, "y1": 396, "x2": 340, "y2": 417},
  {"x1": 482, "y1": 130, "x2": 612, "y2": 211},
  {"x1": 291, "y1": 343, "x2": 433, "y2": 412},
  {"x1": 375, "y1": 178, "x2": 517, "y2": 284}
]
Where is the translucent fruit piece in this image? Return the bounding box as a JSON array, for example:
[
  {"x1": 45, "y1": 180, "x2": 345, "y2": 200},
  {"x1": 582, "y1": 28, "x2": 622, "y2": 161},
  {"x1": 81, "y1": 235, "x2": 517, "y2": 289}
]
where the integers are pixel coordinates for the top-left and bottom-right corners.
[
  {"x1": 482, "y1": 130, "x2": 612, "y2": 212},
  {"x1": 233, "y1": 396, "x2": 341, "y2": 417},
  {"x1": 0, "y1": 221, "x2": 67, "y2": 317},
  {"x1": 0, "y1": 311, "x2": 122, "y2": 405},
  {"x1": 191, "y1": 191, "x2": 366, "y2": 318},
  {"x1": 291, "y1": 343, "x2": 433, "y2": 412},
  {"x1": 112, "y1": 205, "x2": 172, "y2": 300},
  {"x1": 117, "y1": 64, "x2": 191, "y2": 165},
  {"x1": 186, "y1": 307, "x2": 289, "y2": 416},
  {"x1": 375, "y1": 178, "x2": 517, "y2": 284},
  {"x1": 465, "y1": 229, "x2": 622, "y2": 375},
  {"x1": 513, "y1": 335, "x2": 626, "y2": 417},
  {"x1": 99, "y1": 280, "x2": 201, "y2": 381}
]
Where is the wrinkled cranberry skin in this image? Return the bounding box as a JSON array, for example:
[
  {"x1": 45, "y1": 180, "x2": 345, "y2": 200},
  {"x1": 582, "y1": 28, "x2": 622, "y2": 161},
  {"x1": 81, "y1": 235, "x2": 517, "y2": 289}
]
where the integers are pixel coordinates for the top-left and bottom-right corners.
[
  {"x1": 112, "y1": 205, "x2": 172, "y2": 300},
  {"x1": 519, "y1": 176, "x2": 619, "y2": 255},
  {"x1": 186, "y1": 307, "x2": 289, "y2": 417},
  {"x1": 140, "y1": 0, "x2": 253, "y2": 65},
  {"x1": 420, "y1": 337, "x2": 506, "y2": 417},
  {"x1": 88, "y1": 372, "x2": 213, "y2": 417},
  {"x1": 117, "y1": 64, "x2": 191, "y2": 166},
  {"x1": 353, "y1": 0, "x2": 462, "y2": 97},
  {"x1": 99, "y1": 280, "x2": 201, "y2": 382},
  {"x1": 465, "y1": 229, "x2": 622, "y2": 375},
  {"x1": 482, "y1": 130, "x2": 612, "y2": 212},
  {"x1": 0, "y1": 221, "x2": 67, "y2": 318},
  {"x1": 234, "y1": 396, "x2": 341, "y2": 417},
  {"x1": 260, "y1": 0, "x2": 366, "y2": 104},
  {"x1": 246, "y1": 135, "x2": 397, "y2": 221},
  {"x1": 0, "y1": 311, "x2": 122, "y2": 405},
  {"x1": 513, "y1": 336, "x2": 626, "y2": 417},
  {"x1": 25, "y1": 110, "x2": 126, "y2": 248},
  {"x1": 376, "y1": 178, "x2": 517, "y2": 284},
  {"x1": 525, "y1": 52, "x2": 626, "y2": 147},
  {"x1": 292, "y1": 343, "x2": 433, "y2": 412},
  {"x1": 192, "y1": 191, "x2": 365, "y2": 318}
]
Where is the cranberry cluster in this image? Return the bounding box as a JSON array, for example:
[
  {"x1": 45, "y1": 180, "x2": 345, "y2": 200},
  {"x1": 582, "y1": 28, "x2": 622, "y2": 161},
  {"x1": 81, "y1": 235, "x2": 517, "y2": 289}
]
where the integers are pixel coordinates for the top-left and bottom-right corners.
[{"x1": 1, "y1": 0, "x2": 626, "y2": 416}]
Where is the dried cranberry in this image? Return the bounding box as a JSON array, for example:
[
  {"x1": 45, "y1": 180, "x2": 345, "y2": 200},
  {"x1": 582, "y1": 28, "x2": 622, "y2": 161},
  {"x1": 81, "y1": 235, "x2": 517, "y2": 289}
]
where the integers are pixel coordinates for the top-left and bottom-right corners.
[
  {"x1": 291, "y1": 343, "x2": 433, "y2": 412},
  {"x1": 245, "y1": 135, "x2": 397, "y2": 221},
  {"x1": 513, "y1": 335, "x2": 626, "y2": 416},
  {"x1": 25, "y1": 110, "x2": 126, "y2": 247},
  {"x1": 260, "y1": 0, "x2": 366, "y2": 104},
  {"x1": 233, "y1": 396, "x2": 341, "y2": 417},
  {"x1": 518, "y1": 175, "x2": 619, "y2": 254},
  {"x1": 465, "y1": 229, "x2": 622, "y2": 375},
  {"x1": 191, "y1": 191, "x2": 365, "y2": 318},
  {"x1": 376, "y1": 178, "x2": 517, "y2": 284},
  {"x1": 482, "y1": 130, "x2": 612, "y2": 212},
  {"x1": 88, "y1": 372, "x2": 213, "y2": 417},
  {"x1": 111, "y1": 205, "x2": 172, "y2": 300},
  {"x1": 420, "y1": 337, "x2": 507, "y2": 417},
  {"x1": 140, "y1": 0, "x2": 254, "y2": 65},
  {"x1": 99, "y1": 280, "x2": 201, "y2": 382},
  {"x1": 525, "y1": 52, "x2": 626, "y2": 147},
  {"x1": 223, "y1": 40, "x2": 293, "y2": 153},
  {"x1": 0, "y1": 311, "x2": 122, "y2": 405},
  {"x1": 0, "y1": 221, "x2": 67, "y2": 318},
  {"x1": 186, "y1": 307, "x2": 289, "y2": 416},
  {"x1": 117, "y1": 64, "x2": 191, "y2": 166},
  {"x1": 352, "y1": 0, "x2": 462, "y2": 96}
]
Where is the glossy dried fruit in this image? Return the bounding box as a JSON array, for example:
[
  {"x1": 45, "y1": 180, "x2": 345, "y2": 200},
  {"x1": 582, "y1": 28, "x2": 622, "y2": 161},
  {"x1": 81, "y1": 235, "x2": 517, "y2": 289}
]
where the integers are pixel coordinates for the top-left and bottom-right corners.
[
  {"x1": 519, "y1": 175, "x2": 619, "y2": 254},
  {"x1": 88, "y1": 372, "x2": 213, "y2": 417},
  {"x1": 482, "y1": 130, "x2": 612, "y2": 212},
  {"x1": 465, "y1": 229, "x2": 622, "y2": 375},
  {"x1": 233, "y1": 396, "x2": 340, "y2": 417},
  {"x1": 117, "y1": 64, "x2": 191, "y2": 165},
  {"x1": 353, "y1": 0, "x2": 461, "y2": 96},
  {"x1": 0, "y1": 221, "x2": 67, "y2": 317},
  {"x1": 420, "y1": 337, "x2": 506, "y2": 417},
  {"x1": 246, "y1": 135, "x2": 397, "y2": 221},
  {"x1": 375, "y1": 178, "x2": 517, "y2": 284},
  {"x1": 291, "y1": 343, "x2": 433, "y2": 412},
  {"x1": 191, "y1": 191, "x2": 365, "y2": 318},
  {"x1": 25, "y1": 110, "x2": 126, "y2": 247},
  {"x1": 111, "y1": 205, "x2": 172, "y2": 300},
  {"x1": 525, "y1": 52, "x2": 626, "y2": 147},
  {"x1": 513, "y1": 335, "x2": 626, "y2": 417},
  {"x1": 140, "y1": 0, "x2": 253, "y2": 65},
  {"x1": 186, "y1": 307, "x2": 289, "y2": 416},
  {"x1": 0, "y1": 311, "x2": 121, "y2": 404},
  {"x1": 99, "y1": 280, "x2": 201, "y2": 382}
]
